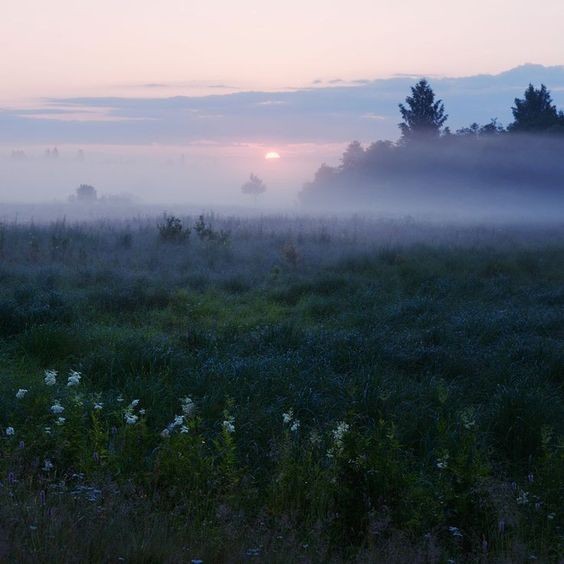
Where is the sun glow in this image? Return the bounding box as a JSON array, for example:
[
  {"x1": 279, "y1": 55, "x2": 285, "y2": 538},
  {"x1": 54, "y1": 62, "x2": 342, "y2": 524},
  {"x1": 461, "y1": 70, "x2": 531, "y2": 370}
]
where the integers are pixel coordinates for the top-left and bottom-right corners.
[{"x1": 265, "y1": 151, "x2": 281, "y2": 160}]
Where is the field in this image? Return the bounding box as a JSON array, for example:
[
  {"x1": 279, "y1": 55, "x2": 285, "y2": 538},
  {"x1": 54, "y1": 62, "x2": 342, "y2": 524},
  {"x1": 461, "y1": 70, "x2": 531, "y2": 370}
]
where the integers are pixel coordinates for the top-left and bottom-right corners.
[{"x1": 0, "y1": 214, "x2": 562, "y2": 562}]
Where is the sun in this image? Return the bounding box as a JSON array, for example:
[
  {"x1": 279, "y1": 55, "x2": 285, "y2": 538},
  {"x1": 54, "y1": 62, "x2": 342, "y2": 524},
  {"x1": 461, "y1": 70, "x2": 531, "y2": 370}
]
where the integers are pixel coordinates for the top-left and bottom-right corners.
[{"x1": 265, "y1": 151, "x2": 281, "y2": 160}]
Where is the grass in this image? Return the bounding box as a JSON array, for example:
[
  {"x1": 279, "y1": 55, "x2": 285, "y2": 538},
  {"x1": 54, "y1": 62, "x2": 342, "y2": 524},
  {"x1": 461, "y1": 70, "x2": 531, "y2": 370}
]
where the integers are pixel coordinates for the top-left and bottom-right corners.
[{"x1": 0, "y1": 214, "x2": 562, "y2": 562}]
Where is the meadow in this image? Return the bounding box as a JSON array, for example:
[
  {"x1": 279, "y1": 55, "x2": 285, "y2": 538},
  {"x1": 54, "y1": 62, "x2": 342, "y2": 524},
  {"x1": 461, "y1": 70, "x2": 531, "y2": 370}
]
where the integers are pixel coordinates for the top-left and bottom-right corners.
[{"x1": 0, "y1": 213, "x2": 562, "y2": 562}]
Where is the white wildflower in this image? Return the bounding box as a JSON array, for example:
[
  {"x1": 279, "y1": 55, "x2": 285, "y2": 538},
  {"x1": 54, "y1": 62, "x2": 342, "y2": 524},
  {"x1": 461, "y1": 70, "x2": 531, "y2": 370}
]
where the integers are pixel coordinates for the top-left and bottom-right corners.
[
  {"x1": 129, "y1": 399, "x2": 140, "y2": 409},
  {"x1": 50, "y1": 400, "x2": 64, "y2": 415},
  {"x1": 332, "y1": 421, "x2": 350, "y2": 446},
  {"x1": 44, "y1": 369, "x2": 57, "y2": 386},
  {"x1": 516, "y1": 490, "x2": 529, "y2": 505},
  {"x1": 282, "y1": 410, "x2": 294, "y2": 424},
  {"x1": 436, "y1": 454, "x2": 449, "y2": 470},
  {"x1": 460, "y1": 407, "x2": 476, "y2": 430},
  {"x1": 16, "y1": 388, "x2": 28, "y2": 399},
  {"x1": 223, "y1": 417, "x2": 235, "y2": 434},
  {"x1": 173, "y1": 415, "x2": 184, "y2": 427},
  {"x1": 93, "y1": 402, "x2": 103, "y2": 410},
  {"x1": 67, "y1": 370, "x2": 82, "y2": 387},
  {"x1": 139, "y1": 408, "x2": 146, "y2": 415},
  {"x1": 124, "y1": 413, "x2": 138, "y2": 425},
  {"x1": 180, "y1": 396, "x2": 195, "y2": 417},
  {"x1": 309, "y1": 430, "x2": 322, "y2": 445},
  {"x1": 449, "y1": 526, "x2": 463, "y2": 538},
  {"x1": 290, "y1": 420, "x2": 301, "y2": 432},
  {"x1": 42, "y1": 459, "x2": 54, "y2": 471},
  {"x1": 55, "y1": 417, "x2": 66, "y2": 426},
  {"x1": 180, "y1": 425, "x2": 189, "y2": 434},
  {"x1": 116, "y1": 394, "x2": 124, "y2": 403},
  {"x1": 6, "y1": 427, "x2": 15, "y2": 436},
  {"x1": 44, "y1": 426, "x2": 52, "y2": 435}
]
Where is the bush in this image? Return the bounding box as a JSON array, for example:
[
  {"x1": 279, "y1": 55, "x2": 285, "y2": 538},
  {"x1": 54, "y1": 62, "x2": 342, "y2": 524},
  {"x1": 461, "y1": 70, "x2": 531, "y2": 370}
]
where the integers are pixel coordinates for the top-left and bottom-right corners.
[{"x1": 158, "y1": 215, "x2": 190, "y2": 243}]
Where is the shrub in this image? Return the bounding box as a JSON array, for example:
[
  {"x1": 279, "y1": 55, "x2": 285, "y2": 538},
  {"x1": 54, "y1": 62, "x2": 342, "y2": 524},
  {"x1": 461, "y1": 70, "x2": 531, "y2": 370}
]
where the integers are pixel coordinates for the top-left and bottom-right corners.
[{"x1": 158, "y1": 215, "x2": 190, "y2": 243}]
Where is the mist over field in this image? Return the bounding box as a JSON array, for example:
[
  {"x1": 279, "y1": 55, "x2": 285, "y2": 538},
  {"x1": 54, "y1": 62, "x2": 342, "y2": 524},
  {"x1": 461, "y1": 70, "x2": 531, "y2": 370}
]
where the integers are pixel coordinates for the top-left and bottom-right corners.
[
  {"x1": 1, "y1": 2, "x2": 564, "y2": 561},
  {"x1": 2, "y1": 63, "x2": 563, "y2": 222}
]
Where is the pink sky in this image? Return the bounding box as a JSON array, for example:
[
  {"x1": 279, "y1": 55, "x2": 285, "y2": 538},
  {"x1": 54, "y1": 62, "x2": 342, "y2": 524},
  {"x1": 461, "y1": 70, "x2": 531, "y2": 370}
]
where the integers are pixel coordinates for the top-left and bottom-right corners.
[{"x1": 2, "y1": 0, "x2": 563, "y2": 104}]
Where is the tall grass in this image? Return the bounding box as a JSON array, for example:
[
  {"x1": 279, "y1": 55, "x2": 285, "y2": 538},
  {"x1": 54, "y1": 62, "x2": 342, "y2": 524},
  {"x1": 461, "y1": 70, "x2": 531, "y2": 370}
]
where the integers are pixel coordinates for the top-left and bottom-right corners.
[{"x1": 0, "y1": 214, "x2": 562, "y2": 561}]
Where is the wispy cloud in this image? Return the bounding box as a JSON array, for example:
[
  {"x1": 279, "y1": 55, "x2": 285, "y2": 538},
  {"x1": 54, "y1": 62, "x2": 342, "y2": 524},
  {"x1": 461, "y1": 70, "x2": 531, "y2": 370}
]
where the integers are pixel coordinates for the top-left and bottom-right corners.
[{"x1": 1, "y1": 65, "x2": 563, "y2": 146}]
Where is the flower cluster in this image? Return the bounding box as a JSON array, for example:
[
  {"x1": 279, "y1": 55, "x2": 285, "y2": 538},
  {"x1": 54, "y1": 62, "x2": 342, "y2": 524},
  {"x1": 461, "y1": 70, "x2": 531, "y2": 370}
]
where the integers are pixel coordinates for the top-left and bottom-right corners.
[
  {"x1": 44, "y1": 369, "x2": 57, "y2": 386},
  {"x1": 282, "y1": 409, "x2": 300, "y2": 432},
  {"x1": 50, "y1": 400, "x2": 65, "y2": 415},
  {"x1": 436, "y1": 453, "x2": 449, "y2": 470},
  {"x1": 16, "y1": 389, "x2": 28, "y2": 399},
  {"x1": 222, "y1": 416, "x2": 235, "y2": 434},
  {"x1": 124, "y1": 399, "x2": 142, "y2": 425},
  {"x1": 67, "y1": 370, "x2": 82, "y2": 387}
]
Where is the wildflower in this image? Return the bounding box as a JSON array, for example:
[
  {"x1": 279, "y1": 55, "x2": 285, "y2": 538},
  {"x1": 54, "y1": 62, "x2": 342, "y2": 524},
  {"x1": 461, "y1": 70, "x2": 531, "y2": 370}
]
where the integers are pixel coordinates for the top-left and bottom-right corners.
[
  {"x1": 180, "y1": 425, "x2": 189, "y2": 434},
  {"x1": 50, "y1": 401, "x2": 64, "y2": 415},
  {"x1": 139, "y1": 409, "x2": 146, "y2": 415},
  {"x1": 44, "y1": 369, "x2": 57, "y2": 386},
  {"x1": 460, "y1": 407, "x2": 476, "y2": 430},
  {"x1": 93, "y1": 402, "x2": 103, "y2": 410},
  {"x1": 6, "y1": 427, "x2": 15, "y2": 436},
  {"x1": 436, "y1": 453, "x2": 449, "y2": 470},
  {"x1": 309, "y1": 430, "x2": 322, "y2": 445},
  {"x1": 116, "y1": 394, "x2": 124, "y2": 403},
  {"x1": 548, "y1": 513, "x2": 555, "y2": 520},
  {"x1": 223, "y1": 417, "x2": 235, "y2": 434},
  {"x1": 42, "y1": 459, "x2": 54, "y2": 472},
  {"x1": 517, "y1": 490, "x2": 529, "y2": 505},
  {"x1": 290, "y1": 420, "x2": 301, "y2": 432},
  {"x1": 44, "y1": 426, "x2": 52, "y2": 435},
  {"x1": 16, "y1": 388, "x2": 28, "y2": 399},
  {"x1": 173, "y1": 415, "x2": 184, "y2": 427},
  {"x1": 527, "y1": 473, "x2": 534, "y2": 483},
  {"x1": 67, "y1": 370, "x2": 82, "y2": 386},
  {"x1": 180, "y1": 396, "x2": 195, "y2": 417},
  {"x1": 160, "y1": 428, "x2": 171, "y2": 438},
  {"x1": 333, "y1": 421, "x2": 349, "y2": 441},
  {"x1": 129, "y1": 399, "x2": 140, "y2": 409},
  {"x1": 282, "y1": 410, "x2": 294, "y2": 424},
  {"x1": 449, "y1": 526, "x2": 463, "y2": 539},
  {"x1": 55, "y1": 417, "x2": 66, "y2": 426},
  {"x1": 332, "y1": 421, "x2": 350, "y2": 448},
  {"x1": 124, "y1": 413, "x2": 138, "y2": 425}
]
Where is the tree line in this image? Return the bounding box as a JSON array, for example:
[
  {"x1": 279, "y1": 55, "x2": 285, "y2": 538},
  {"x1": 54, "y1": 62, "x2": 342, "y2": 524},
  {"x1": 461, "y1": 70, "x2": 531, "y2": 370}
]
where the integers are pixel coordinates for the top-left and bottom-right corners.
[{"x1": 301, "y1": 81, "x2": 564, "y2": 209}]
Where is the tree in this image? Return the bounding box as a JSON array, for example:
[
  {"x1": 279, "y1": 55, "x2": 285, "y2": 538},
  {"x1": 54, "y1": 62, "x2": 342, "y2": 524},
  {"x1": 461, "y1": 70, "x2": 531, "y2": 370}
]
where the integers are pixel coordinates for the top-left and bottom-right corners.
[
  {"x1": 241, "y1": 174, "x2": 266, "y2": 202},
  {"x1": 398, "y1": 79, "x2": 447, "y2": 142},
  {"x1": 509, "y1": 84, "x2": 559, "y2": 133},
  {"x1": 75, "y1": 184, "x2": 97, "y2": 202},
  {"x1": 341, "y1": 141, "x2": 365, "y2": 170}
]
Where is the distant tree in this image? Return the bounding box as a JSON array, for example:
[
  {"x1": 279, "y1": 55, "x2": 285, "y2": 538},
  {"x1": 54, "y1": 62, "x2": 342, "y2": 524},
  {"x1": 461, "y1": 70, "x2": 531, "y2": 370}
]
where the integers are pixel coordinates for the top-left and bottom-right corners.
[
  {"x1": 456, "y1": 123, "x2": 480, "y2": 137},
  {"x1": 398, "y1": 79, "x2": 448, "y2": 143},
  {"x1": 341, "y1": 141, "x2": 365, "y2": 169},
  {"x1": 456, "y1": 119, "x2": 504, "y2": 137},
  {"x1": 241, "y1": 173, "x2": 267, "y2": 202},
  {"x1": 75, "y1": 184, "x2": 98, "y2": 203},
  {"x1": 509, "y1": 84, "x2": 559, "y2": 133}
]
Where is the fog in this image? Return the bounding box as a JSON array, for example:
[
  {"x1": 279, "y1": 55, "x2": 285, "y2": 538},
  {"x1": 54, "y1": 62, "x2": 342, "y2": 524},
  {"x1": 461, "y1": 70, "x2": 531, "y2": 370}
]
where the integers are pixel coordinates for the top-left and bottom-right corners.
[{"x1": 0, "y1": 142, "x2": 341, "y2": 211}]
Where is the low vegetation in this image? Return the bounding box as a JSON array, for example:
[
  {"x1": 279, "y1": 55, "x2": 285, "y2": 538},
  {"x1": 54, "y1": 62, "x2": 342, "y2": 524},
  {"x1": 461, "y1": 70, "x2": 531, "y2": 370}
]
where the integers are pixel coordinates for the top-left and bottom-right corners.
[{"x1": 0, "y1": 215, "x2": 562, "y2": 562}]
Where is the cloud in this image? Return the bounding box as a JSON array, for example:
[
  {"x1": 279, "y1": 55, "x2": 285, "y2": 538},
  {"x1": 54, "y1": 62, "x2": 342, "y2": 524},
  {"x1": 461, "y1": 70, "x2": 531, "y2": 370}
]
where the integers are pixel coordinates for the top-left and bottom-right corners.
[{"x1": 1, "y1": 64, "x2": 563, "y2": 145}]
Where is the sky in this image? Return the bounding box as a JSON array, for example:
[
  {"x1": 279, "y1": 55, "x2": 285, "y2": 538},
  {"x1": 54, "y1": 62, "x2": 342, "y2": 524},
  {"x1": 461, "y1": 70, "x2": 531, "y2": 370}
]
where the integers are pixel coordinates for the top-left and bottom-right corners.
[
  {"x1": 2, "y1": 0, "x2": 564, "y2": 103},
  {"x1": 1, "y1": 1, "x2": 563, "y2": 205}
]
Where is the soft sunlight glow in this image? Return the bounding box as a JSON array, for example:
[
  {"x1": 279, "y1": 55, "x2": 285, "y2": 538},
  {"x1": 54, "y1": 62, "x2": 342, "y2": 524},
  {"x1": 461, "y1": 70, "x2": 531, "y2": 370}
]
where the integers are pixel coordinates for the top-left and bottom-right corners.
[{"x1": 265, "y1": 151, "x2": 281, "y2": 160}]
